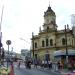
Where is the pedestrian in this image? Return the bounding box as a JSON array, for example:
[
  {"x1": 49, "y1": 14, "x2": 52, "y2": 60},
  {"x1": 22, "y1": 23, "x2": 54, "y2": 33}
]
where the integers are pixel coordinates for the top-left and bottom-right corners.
[
  {"x1": 44, "y1": 60, "x2": 47, "y2": 68},
  {"x1": 17, "y1": 60, "x2": 21, "y2": 68},
  {"x1": 48, "y1": 60, "x2": 52, "y2": 69},
  {"x1": 57, "y1": 61, "x2": 60, "y2": 69},
  {"x1": 34, "y1": 59, "x2": 37, "y2": 68},
  {"x1": 41, "y1": 60, "x2": 44, "y2": 69},
  {"x1": 59, "y1": 61, "x2": 63, "y2": 70}
]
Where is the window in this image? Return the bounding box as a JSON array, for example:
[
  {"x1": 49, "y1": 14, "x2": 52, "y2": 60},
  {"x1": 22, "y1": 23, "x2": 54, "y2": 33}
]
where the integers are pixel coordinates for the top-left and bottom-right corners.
[
  {"x1": 50, "y1": 39, "x2": 53, "y2": 46},
  {"x1": 47, "y1": 26, "x2": 49, "y2": 30},
  {"x1": 46, "y1": 38, "x2": 48, "y2": 46},
  {"x1": 35, "y1": 42, "x2": 37, "y2": 48},
  {"x1": 62, "y1": 38, "x2": 66, "y2": 45},
  {"x1": 42, "y1": 40, "x2": 45, "y2": 47}
]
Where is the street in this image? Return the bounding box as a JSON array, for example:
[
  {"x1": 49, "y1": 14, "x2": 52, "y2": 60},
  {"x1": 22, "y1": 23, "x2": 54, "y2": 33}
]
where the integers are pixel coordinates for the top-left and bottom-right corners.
[{"x1": 14, "y1": 63, "x2": 62, "y2": 75}]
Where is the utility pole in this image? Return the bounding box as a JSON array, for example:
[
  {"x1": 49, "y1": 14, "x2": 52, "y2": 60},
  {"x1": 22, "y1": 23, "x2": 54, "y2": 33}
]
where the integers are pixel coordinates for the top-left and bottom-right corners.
[
  {"x1": 32, "y1": 32, "x2": 35, "y2": 66},
  {"x1": 0, "y1": 6, "x2": 4, "y2": 61},
  {"x1": 65, "y1": 25, "x2": 68, "y2": 67},
  {"x1": 32, "y1": 32, "x2": 34, "y2": 59}
]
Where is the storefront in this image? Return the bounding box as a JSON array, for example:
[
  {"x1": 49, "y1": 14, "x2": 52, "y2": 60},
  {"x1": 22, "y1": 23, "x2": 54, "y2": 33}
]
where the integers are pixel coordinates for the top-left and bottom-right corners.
[{"x1": 54, "y1": 50, "x2": 75, "y2": 69}]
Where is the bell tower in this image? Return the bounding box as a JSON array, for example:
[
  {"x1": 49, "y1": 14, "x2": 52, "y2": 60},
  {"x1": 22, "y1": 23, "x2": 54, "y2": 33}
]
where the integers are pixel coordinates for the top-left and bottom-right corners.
[{"x1": 43, "y1": 5, "x2": 57, "y2": 31}]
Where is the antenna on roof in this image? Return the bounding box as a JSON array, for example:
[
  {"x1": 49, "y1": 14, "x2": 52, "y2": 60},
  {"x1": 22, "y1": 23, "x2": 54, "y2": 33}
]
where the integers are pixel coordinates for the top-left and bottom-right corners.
[{"x1": 49, "y1": 0, "x2": 51, "y2": 7}]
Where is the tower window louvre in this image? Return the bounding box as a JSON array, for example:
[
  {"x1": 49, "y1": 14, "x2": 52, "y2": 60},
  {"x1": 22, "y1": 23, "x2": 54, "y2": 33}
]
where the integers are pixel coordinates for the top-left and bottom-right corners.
[
  {"x1": 42, "y1": 40, "x2": 45, "y2": 47},
  {"x1": 35, "y1": 42, "x2": 37, "y2": 48},
  {"x1": 46, "y1": 38, "x2": 49, "y2": 46}
]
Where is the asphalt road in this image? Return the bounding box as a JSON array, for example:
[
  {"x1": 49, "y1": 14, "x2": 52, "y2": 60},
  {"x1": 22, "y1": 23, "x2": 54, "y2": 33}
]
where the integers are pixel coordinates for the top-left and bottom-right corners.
[
  {"x1": 14, "y1": 67, "x2": 50, "y2": 75},
  {"x1": 14, "y1": 65, "x2": 62, "y2": 75}
]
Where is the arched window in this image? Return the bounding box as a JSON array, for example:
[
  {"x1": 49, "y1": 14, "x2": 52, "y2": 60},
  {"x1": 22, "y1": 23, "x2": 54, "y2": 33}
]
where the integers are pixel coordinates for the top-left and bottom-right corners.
[
  {"x1": 50, "y1": 39, "x2": 53, "y2": 46},
  {"x1": 62, "y1": 38, "x2": 66, "y2": 45},
  {"x1": 46, "y1": 38, "x2": 49, "y2": 46},
  {"x1": 35, "y1": 42, "x2": 37, "y2": 48},
  {"x1": 42, "y1": 40, "x2": 45, "y2": 47},
  {"x1": 47, "y1": 26, "x2": 49, "y2": 30}
]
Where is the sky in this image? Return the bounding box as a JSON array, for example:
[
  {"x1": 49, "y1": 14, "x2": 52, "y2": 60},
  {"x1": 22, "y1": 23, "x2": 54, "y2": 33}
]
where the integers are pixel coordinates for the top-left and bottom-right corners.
[{"x1": 0, "y1": 0, "x2": 75, "y2": 53}]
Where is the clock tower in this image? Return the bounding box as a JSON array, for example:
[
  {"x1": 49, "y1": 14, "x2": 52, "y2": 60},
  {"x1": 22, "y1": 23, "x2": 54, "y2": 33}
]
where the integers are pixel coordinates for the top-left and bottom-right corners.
[{"x1": 43, "y1": 5, "x2": 57, "y2": 31}]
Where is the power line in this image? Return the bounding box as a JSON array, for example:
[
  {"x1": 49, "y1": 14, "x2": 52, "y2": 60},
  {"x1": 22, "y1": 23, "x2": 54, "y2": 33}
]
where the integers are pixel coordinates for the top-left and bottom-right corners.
[{"x1": 20, "y1": 38, "x2": 30, "y2": 44}]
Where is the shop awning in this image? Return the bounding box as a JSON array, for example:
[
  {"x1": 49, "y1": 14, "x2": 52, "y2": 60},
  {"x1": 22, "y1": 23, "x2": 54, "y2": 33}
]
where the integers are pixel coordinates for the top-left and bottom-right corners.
[{"x1": 54, "y1": 49, "x2": 75, "y2": 56}]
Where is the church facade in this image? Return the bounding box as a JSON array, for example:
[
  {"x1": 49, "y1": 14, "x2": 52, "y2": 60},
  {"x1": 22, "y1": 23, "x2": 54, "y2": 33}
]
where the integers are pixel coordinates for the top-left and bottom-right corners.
[{"x1": 31, "y1": 5, "x2": 75, "y2": 65}]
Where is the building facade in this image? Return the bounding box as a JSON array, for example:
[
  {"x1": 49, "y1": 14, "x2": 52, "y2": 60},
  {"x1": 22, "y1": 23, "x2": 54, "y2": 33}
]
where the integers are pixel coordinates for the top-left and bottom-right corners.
[
  {"x1": 31, "y1": 5, "x2": 75, "y2": 65},
  {"x1": 21, "y1": 49, "x2": 31, "y2": 61}
]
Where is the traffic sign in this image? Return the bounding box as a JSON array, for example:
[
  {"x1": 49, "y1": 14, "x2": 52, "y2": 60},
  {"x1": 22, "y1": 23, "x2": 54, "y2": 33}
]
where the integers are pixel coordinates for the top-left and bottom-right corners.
[{"x1": 6, "y1": 40, "x2": 11, "y2": 45}]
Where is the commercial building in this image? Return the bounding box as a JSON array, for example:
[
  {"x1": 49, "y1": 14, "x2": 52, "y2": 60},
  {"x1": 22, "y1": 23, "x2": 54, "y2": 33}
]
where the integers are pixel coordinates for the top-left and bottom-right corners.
[{"x1": 21, "y1": 49, "x2": 31, "y2": 61}]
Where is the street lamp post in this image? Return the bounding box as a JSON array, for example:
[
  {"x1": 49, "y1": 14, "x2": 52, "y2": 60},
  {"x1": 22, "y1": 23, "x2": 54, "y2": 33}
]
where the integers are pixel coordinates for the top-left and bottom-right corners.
[{"x1": 65, "y1": 25, "x2": 68, "y2": 68}]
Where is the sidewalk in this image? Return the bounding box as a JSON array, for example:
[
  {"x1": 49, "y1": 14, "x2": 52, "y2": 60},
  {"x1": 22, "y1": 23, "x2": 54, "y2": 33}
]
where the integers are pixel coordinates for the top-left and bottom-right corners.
[
  {"x1": 59, "y1": 69, "x2": 74, "y2": 75},
  {"x1": 31, "y1": 65, "x2": 62, "y2": 75},
  {"x1": 33, "y1": 65, "x2": 71, "y2": 75}
]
